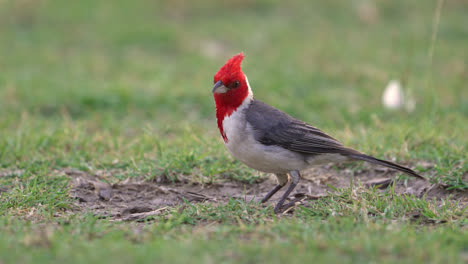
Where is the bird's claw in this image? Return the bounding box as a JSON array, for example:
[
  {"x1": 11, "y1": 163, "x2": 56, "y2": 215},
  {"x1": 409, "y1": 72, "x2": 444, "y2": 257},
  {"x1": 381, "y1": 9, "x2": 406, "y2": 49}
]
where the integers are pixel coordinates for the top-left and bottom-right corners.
[{"x1": 273, "y1": 202, "x2": 295, "y2": 214}]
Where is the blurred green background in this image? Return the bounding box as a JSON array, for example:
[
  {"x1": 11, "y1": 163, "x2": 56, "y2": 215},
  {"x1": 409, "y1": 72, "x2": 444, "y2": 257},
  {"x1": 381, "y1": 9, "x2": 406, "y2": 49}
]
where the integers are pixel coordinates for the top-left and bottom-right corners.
[
  {"x1": 1, "y1": 1, "x2": 467, "y2": 263},
  {"x1": 0, "y1": 0, "x2": 468, "y2": 176},
  {"x1": 2, "y1": 0, "x2": 466, "y2": 121},
  {"x1": 1, "y1": 0, "x2": 466, "y2": 186}
]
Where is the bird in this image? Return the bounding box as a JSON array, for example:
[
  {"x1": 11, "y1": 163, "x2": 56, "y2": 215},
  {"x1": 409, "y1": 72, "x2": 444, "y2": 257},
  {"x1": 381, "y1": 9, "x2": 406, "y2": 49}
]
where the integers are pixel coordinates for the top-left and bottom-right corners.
[{"x1": 212, "y1": 53, "x2": 424, "y2": 213}]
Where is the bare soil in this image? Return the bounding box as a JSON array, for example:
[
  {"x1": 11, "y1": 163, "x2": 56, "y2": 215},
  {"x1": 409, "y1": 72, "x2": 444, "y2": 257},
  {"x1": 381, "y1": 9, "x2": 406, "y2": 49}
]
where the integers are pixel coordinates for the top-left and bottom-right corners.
[{"x1": 67, "y1": 166, "x2": 468, "y2": 221}]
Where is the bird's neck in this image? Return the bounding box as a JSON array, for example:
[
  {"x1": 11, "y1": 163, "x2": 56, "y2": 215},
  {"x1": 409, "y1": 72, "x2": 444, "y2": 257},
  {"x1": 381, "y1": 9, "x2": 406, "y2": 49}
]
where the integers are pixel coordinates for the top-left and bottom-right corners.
[{"x1": 214, "y1": 77, "x2": 253, "y2": 142}]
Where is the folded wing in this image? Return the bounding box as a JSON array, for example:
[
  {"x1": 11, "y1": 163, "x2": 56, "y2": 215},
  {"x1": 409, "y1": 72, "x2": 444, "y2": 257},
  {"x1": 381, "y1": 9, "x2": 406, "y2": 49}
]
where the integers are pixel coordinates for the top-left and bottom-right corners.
[{"x1": 246, "y1": 100, "x2": 357, "y2": 155}]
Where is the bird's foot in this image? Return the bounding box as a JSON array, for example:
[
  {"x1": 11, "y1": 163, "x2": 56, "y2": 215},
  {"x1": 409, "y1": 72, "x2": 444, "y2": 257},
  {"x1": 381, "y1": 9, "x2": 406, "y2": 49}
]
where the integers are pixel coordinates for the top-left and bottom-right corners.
[
  {"x1": 273, "y1": 200, "x2": 300, "y2": 214},
  {"x1": 273, "y1": 194, "x2": 319, "y2": 214}
]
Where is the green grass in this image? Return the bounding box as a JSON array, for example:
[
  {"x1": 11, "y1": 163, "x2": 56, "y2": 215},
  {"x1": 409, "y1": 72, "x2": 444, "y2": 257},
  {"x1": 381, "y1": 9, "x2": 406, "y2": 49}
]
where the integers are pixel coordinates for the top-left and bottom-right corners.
[
  {"x1": 0, "y1": 0, "x2": 467, "y2": 263},
  {"x1": 1, "y1": 188, "x2": 467, "y2": 263}
]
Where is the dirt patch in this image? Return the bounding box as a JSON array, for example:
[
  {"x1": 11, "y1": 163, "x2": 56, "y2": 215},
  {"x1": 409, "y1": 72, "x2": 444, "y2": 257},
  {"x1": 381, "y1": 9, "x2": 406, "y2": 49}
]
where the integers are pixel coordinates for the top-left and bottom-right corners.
[{"x1": 67, "y1": 166, "x2": 468, "y2": 221}]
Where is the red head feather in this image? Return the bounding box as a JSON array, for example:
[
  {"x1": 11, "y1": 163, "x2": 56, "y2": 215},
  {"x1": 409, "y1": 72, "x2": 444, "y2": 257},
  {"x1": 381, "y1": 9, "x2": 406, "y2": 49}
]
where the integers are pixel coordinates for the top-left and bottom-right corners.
[
  {"x1": 213, "y1": 53, "x2": 251, "y2": 142},
  {"x1": 214, "y1": 53, "x2": 245, "y2": 85}
]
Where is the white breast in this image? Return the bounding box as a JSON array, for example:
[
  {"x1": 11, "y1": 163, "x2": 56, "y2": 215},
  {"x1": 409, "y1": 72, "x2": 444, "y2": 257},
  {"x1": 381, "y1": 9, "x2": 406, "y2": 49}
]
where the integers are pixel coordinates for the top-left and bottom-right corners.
[{"x1": 222, "y1": 97, "x2": 310, "y2": 174}]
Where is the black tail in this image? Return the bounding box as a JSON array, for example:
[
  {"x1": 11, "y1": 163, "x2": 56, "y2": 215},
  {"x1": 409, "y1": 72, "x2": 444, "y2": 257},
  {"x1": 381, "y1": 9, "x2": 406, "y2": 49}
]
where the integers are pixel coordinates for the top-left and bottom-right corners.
[{"x1": 348, "y1": 153, "x2": 425, "y2": 180}]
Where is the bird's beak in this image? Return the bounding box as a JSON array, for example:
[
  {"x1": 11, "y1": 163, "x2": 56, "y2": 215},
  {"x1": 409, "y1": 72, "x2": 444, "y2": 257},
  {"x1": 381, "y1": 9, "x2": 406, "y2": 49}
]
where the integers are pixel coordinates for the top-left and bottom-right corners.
[{"x1": 212, "y1": 80, "x2": 228, "y2": 94}]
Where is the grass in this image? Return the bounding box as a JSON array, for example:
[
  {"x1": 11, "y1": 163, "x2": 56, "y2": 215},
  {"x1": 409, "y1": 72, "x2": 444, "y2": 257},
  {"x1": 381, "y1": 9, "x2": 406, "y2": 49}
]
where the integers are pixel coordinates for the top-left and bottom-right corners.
[{"x1": 0, "y1": 0, "x2": 467, "y2": 263}]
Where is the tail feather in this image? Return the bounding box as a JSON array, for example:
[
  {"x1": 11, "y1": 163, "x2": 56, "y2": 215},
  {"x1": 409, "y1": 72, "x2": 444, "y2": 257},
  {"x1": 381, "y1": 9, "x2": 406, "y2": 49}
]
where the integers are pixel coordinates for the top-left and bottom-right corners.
[{"x1": 348, "y1": 153, "x2": 425, "y2": 180}]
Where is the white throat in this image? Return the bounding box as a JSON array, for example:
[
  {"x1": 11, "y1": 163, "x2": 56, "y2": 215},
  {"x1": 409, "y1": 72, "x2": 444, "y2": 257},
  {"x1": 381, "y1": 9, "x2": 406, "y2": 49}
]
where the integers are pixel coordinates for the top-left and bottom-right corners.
[{"x1": 221, "y1": 75, "x2": 254, "y2": 143}]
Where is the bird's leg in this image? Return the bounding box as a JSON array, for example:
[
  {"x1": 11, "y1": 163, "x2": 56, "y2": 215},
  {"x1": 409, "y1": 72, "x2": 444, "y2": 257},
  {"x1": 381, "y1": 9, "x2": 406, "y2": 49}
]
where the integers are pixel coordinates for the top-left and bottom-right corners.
[
  {"x1": 274, "y1": 170, "x2": 300, "y2": 214},
  {"x1": 261, "y1": 185, "x2": 284, "y2": 203},
  {"x1": 261, "y1": 173, "x2": 288, "y2": 203}
]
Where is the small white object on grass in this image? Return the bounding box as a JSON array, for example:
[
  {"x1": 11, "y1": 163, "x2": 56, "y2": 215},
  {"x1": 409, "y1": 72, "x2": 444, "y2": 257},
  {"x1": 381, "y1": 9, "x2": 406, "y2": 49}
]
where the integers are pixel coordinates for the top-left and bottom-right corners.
[{"x1": 382, "y1": 80, "x2": 404, "y2": 110}]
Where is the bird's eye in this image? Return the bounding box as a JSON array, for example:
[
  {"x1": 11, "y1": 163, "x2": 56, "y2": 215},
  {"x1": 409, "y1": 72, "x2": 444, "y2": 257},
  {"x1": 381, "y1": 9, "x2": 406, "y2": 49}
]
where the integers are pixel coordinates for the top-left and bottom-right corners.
[{"x1": 233, "y1": 80, "x2": 240, "y2": 88}]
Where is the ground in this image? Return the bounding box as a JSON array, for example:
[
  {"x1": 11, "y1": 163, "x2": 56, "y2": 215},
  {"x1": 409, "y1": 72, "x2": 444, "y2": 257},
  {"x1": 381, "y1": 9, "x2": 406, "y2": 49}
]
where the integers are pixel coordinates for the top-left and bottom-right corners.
[
  {"x1": 66, "y1": 165, "x2": 467, "y2": 222},
  {"x1": 0, "y1": 0, "x2": 467, "y2": 263}
]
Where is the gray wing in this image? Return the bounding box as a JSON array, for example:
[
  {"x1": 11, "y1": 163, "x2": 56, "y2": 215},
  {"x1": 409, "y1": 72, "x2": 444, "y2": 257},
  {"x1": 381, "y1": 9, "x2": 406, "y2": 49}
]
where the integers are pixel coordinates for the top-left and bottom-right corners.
[
  {"x1": 245, "y1": 100, "x2": 425, "y2": 180},
  {"x1": 245, "y1": 100, "x2": 357, "y2": 155}
]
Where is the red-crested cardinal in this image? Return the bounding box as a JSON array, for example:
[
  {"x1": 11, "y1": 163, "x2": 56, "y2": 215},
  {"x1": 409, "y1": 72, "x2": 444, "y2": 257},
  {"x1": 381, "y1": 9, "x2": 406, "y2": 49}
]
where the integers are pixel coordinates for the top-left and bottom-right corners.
[{"x1": 212, "y1": 53, "x2": 424, "y2": 213}]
